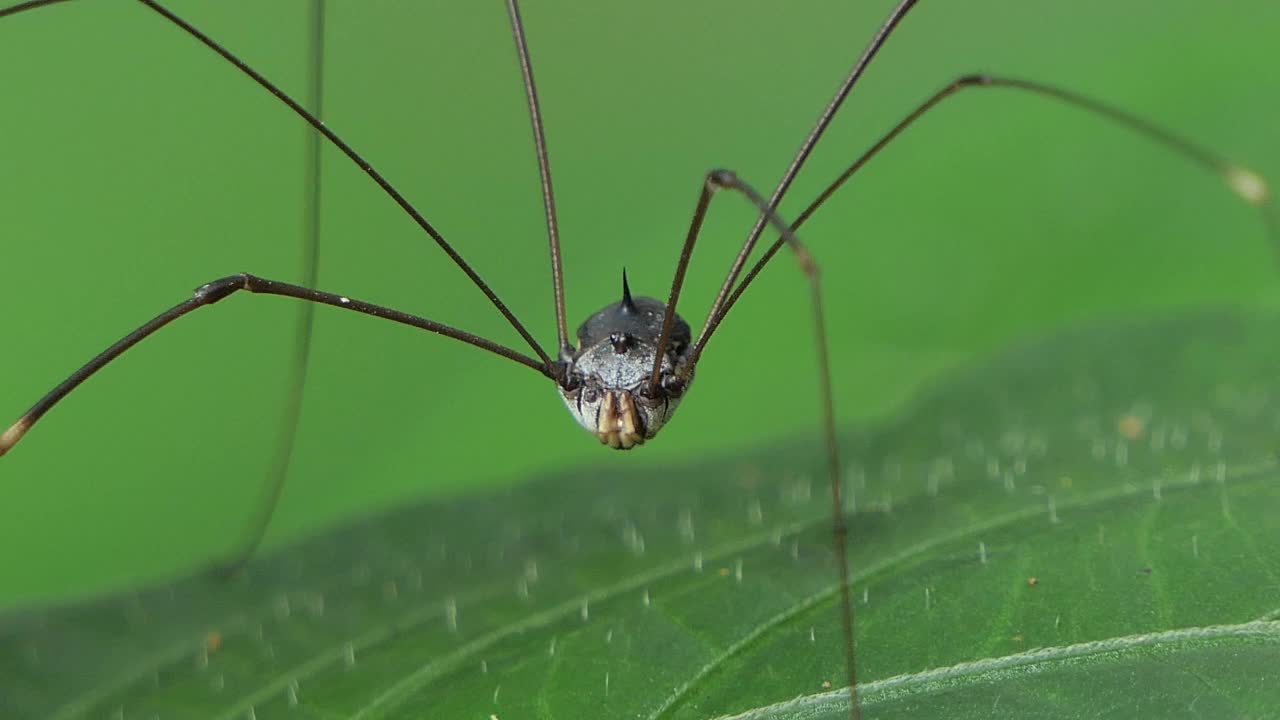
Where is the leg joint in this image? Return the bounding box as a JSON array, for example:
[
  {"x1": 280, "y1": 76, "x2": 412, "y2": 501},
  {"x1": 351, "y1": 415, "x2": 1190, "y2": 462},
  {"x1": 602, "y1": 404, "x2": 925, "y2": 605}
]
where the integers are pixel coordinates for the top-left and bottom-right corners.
[
  {"x1": 192, "y1": 274, "x2": 254, "y2": 304},
  {"x1": 706, "y1": 168, "x2": 739, "y2": 190},
  {"x1": 955, "y1": 72, "x2": 995, "y2": 88}
]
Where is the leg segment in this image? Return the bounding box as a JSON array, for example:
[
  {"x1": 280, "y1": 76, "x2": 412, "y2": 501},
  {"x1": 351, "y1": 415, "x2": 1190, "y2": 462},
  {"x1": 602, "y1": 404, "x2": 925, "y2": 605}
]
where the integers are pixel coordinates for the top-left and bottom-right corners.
[
  {"x1": 683, "y1": 0, "x2": 921, "y2": 379},
  {"x1": 1, "y1": 273, "x2": 550, "y2": 460},
  {"x1": 717, "y1": 74, "x2": 1277, "y2": 333},
  {"x1": 654, "y1": 169, "x2": 862, "y2": 718},
  {"x1": 0, "y1": 0, "x2": 553, "y2": 369},
  {"x1": 505, "y1": 0, "x2": 571, "y2": 357},
  {"x1": 236, "y1": 0, "x2": 330, "y2": 575}
]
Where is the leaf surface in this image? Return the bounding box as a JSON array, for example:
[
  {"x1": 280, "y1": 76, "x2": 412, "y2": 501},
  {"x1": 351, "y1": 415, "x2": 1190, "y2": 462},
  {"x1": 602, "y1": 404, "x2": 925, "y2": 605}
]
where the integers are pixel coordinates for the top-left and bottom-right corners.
[{"x1": 4, "y1": 310, "x2": 1278, "y2": 719}]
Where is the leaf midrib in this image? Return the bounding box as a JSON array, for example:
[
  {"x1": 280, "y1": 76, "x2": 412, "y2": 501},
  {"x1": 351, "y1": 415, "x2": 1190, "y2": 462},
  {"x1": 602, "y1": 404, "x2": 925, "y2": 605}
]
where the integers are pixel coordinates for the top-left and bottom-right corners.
[{"x1": 710, "y1": 620, "x2": 1280, "y2": 720}]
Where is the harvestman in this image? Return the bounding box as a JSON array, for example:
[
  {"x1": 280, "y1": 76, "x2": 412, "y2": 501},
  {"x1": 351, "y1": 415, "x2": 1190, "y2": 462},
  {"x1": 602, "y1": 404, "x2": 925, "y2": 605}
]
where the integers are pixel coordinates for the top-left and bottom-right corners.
[{"x1": 0, "y1": 0, "x2": 1274, "y2": 716}]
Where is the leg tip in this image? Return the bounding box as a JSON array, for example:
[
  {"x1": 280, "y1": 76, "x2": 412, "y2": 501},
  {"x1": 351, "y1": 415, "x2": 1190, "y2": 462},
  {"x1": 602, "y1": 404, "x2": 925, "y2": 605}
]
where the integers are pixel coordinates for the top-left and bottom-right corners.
[
  {"x1": 0, "y1": 417, "x2": 31, "y2": 457},
  {"x1": 1226, "y1": 165, "x2": 1269, "y2": 206}
]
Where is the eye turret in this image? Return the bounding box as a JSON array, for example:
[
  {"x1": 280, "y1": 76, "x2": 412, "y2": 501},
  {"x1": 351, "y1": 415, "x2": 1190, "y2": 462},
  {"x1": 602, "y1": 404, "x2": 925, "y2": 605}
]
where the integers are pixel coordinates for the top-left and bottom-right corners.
[
  {"x1": 573, "y1": 270, "x2": 690, "y2": 359},
  {"x1": 608, "y1": 332, "x2": 631, "y2": 354}
]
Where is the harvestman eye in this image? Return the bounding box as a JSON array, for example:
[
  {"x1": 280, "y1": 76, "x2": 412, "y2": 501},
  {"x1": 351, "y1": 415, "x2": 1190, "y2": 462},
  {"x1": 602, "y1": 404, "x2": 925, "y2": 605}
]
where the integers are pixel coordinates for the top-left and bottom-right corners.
[{"x1": 0, "y1": 1, "x2": 1275, "y2": 717}]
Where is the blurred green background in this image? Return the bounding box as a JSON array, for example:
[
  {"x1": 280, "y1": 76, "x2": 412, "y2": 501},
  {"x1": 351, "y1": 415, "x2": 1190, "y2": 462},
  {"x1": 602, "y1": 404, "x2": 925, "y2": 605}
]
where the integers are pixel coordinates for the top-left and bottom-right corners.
[{"x1": 0, "y1": 0, "x2": 1276, "y2": 608}]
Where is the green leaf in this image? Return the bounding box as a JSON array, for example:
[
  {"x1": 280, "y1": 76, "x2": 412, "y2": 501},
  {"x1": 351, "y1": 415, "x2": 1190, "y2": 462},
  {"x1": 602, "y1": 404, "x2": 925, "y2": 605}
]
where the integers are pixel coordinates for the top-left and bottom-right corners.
[{"x1": 5, "y1": 309, "x2": 1279, "y2": 719}]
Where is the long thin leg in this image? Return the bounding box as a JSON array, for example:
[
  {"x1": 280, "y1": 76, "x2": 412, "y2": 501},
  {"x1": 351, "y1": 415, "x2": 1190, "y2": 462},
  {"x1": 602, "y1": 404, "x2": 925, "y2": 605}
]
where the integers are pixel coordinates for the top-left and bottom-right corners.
[
  {"x1": 222, "y1": 0, "x2": 330, "y2": 574},
  {"x1": 649, "y1": 178, "x2": 716, "y2": 392},
  {"x1": 505, "y1": 0, "x2": 570, "y2": 356},
  {"x1": 716, "y1": 74, "x2": 1278, "y2": 324},
  {"x1": 654, "y1": 170, "x2": 861, "y2": 719},
  {"x1": 0, "y1": 0, "x2": 554, "y2": 370},
  {"x1": 683, "y1": 0, "x2": 920, "y2": 373},
  {"x1": 0, "y1": 274, "x2": 551, "y2": 459}
]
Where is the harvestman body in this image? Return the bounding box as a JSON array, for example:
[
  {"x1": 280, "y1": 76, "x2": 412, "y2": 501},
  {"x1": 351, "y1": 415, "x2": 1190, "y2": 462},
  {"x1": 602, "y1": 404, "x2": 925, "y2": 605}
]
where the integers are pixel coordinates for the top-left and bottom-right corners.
[
  {"x1": 560, "y1": 274, "x2": 693, "y2": 449},
  {"x1": 0, "y1": 1, "x2": 1274, "y2": 717}
]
